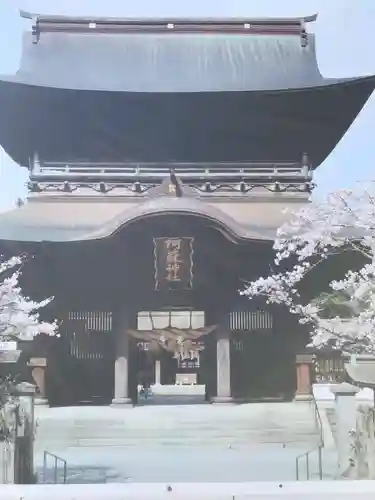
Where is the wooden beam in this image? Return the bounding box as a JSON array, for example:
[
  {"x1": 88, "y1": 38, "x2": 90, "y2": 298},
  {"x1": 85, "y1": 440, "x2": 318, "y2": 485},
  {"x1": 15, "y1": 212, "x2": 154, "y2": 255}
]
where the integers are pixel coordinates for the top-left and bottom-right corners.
[{"x1": 127, "y1": 325, "x2": 217, "y2": 341}]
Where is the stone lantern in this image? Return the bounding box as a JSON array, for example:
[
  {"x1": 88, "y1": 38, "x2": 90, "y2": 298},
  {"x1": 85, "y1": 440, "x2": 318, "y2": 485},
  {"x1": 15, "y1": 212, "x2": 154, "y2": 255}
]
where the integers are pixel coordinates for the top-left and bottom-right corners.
[
  {"x1": 27, "y1": 357, "x2": 48, "y2": 406},
  {"x1": 345, "y1": 354, "x2": 375, "y2": 404}
]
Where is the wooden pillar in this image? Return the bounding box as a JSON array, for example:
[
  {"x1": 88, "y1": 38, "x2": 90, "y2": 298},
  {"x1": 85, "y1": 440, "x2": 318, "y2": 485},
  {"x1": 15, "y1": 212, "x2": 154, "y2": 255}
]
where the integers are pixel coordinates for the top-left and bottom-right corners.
[
  {"x1": 294, "y1": 353, "x2": 314, "y2": 401},
  {"x1": 111, "y1": 311, "x2": 132, "y2": 406},
  {"x1": 212, "y1": 328, "x2": 233, "y2": 403}
]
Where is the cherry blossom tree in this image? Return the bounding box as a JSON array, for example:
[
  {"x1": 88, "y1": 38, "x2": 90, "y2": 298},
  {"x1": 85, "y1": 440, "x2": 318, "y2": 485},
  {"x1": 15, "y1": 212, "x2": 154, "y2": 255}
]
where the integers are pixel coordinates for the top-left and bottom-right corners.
[
  {"x1": 243, "y1": 185, "x2": 375, "y2": 353},
  {"x1": 0, "y1": 255, "x2": 57, "y2": 427},
  {"x1": 0, "y1": 255, "x2": 57, "y2": 341}
]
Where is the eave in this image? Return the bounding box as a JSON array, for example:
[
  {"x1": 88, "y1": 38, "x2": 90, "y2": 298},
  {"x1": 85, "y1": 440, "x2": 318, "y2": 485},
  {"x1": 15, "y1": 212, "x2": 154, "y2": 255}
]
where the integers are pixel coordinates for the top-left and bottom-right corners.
[
  {"x1": 0, "y1": 197, "x2": 308, "y2": 244},
  {"x1": 0, "y1": 76, "x2": 373, "y2": 169}
]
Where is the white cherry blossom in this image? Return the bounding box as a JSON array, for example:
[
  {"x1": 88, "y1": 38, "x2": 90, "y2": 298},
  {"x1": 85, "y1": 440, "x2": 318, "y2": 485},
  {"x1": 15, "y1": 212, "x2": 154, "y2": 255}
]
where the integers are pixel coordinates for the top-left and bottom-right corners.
[
  {"x1": 243, "y1": 184, "x2": 375, "y2": 353},
  {"x1": 0, "y1": 255, "x2": 57, "y2": 340}
]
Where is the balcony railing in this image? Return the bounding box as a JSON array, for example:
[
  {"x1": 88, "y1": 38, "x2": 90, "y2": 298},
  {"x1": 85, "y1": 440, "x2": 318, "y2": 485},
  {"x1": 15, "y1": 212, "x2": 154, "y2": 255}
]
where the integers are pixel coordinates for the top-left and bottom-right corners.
[
  {"x1": 28, "y1": 156, "x2": 314, "y2": 195},
  {"x1": 30, "y1": 159, "x2": 312, "y2": 183}
]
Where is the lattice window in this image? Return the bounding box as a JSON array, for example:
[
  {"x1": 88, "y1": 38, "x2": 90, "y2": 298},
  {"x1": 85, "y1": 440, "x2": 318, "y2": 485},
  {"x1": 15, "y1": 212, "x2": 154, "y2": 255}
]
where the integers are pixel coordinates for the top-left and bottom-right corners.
[
  {"x1": 65, "y1": 311, "x2": 113, "y2": 360},
  {"x1": 68, "y1": 332, "x2": 106, "y2": 360},
  {"x1": 229, "y1": 310, "x2": 273, "y2": 331},
  {"x1": 68, "y1": 311, "x2": 112, "y2": 332}
]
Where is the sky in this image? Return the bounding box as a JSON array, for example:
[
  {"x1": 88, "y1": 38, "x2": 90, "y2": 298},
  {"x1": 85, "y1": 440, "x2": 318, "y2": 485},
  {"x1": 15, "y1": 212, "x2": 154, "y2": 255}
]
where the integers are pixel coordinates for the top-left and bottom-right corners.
[{"x1": 0, "y1": 0, "x2": 374, "y2": 211}]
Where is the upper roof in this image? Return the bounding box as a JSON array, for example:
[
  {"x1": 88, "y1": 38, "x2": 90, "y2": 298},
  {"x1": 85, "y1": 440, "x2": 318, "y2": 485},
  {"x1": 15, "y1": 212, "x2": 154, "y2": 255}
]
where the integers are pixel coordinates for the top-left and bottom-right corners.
[
  {"x1": 0, "y1": 11, "x2": 373, "y2": 168},
  {"x1": 13, "y1": 11, "x2": 323, "y2": 93}
]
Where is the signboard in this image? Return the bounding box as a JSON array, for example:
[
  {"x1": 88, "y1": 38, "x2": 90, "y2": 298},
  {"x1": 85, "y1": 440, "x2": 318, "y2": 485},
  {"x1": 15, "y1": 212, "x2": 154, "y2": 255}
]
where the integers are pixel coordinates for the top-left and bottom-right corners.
[
  {"x1": 137, "y1": 341, "x2": 150, "y2": 351},
  {"x1": 176, "y1": 373, "x2": 197, "y2": 385},
  {"x1": 0, "y1": 341, "x2": 17, "y2": 352},
  {"x1": 0, "y1": 351, "x2": 20, "y2": 363},
  {"x1": 154, "y1": 237, "x2": 194, "y2": 290}
]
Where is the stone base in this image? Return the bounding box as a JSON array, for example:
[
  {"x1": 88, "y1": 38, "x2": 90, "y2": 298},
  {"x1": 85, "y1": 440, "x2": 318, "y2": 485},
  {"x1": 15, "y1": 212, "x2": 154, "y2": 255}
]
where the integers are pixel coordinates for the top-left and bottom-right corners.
[
  {"x1": 211, "y1": 396, "x2": 235, "y2": 404},
  {"x1": 294, "y1": 393, "x2": 313, "y2": 402},
  {"x1": 34, "y1": 397, "x2": 49, "y2": 406},
  {"x1": 111, "y1": 397, "x2": 133, "y2": 407}
]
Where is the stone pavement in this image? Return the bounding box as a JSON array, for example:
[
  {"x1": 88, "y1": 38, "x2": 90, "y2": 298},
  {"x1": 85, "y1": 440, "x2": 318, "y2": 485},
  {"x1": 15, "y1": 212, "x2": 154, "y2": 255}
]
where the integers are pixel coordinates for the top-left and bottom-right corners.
[{"x1": 34, "y1": 401, "x2": 338, "y2": 483}]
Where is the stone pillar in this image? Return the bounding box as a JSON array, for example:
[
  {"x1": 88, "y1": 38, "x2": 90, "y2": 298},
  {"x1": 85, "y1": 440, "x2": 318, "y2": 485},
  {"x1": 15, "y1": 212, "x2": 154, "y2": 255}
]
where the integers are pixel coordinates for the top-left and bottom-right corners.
[
  {"x1": 28, "y1": 357, "x2": 48, "y2": 406},
  {"x1": 294, "y1": 353, "x2": 314, "y2": 401},
  {"x1": 212, "y1": 329, "x2": 233, "y2": 404},
  {"x1": 15, "y1": 382, "x2": 36, "y2": 484},
  {"x1": 155, "y1": 360, "x2": 161, "y2": 385},
  {"x1": 111, "y1": 311, "x2": 132, "y2": 407},
  {"x1": 331, "y1": 382, "x2": 360, "y2": 476}
]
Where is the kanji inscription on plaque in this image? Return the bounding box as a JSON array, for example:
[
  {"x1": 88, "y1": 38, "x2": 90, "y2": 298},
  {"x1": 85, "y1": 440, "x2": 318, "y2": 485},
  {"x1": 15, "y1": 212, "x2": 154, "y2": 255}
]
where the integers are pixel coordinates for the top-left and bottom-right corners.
[{"x1": 154, "y1": 237, "x2": 194, "y2": 290}]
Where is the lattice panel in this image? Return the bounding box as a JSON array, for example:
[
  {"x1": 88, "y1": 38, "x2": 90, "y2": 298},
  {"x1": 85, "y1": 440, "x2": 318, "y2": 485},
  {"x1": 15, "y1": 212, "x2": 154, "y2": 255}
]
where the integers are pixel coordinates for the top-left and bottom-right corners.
[
  {"x1": 67, "y1": 332, "x2": 105, "y2": 360},
  {"x1": 229, "y1": 309, "x2": 273, "y2": 331},
  {"x1": 67, "y1": 311, "x2": 112, "y2": 332},
  {"x1": 65, "y1": 311, "x2": 113, "y2": 361}
]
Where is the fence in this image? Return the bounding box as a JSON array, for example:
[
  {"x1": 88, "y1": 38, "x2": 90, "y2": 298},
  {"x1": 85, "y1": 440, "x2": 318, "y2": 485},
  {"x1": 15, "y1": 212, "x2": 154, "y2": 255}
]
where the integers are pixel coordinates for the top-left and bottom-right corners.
[
  {"x1": 295, "y1": 393, "x2": 324, "y2": 481},
  {"x1": 295, "y1": 446, "x2": 323, "y2": 481},
  {"x1": 313, "y1": 351, "x2": 346, "y2": 383},
  {"x1": 42, "y1": 451, "x2": 67, "y2": 484}
]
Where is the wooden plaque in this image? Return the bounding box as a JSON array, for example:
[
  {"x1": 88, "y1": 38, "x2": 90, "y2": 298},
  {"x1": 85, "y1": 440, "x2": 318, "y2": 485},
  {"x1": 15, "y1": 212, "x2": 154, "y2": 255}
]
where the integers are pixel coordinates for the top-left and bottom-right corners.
[{"x1": 154, "y1": 237, "x2": 194, "y2": 290}]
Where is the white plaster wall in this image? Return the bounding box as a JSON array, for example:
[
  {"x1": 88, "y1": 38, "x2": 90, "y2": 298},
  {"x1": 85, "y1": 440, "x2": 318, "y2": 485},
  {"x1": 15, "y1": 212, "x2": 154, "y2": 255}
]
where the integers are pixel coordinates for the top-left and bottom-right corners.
[
  {"x1": 314, "y1": 383, "x2": 374, "y2": 406},
  {"x1": 2, "y1": 482, "x2": 375, "y2": 500}
]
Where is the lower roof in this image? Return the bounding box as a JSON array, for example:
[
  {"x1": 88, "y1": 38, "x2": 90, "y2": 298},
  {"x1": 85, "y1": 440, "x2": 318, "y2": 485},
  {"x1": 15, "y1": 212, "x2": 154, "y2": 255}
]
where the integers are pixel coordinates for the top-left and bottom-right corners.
[{"x1": 0, "y1": 197, "x2": 308, "y2": 244}]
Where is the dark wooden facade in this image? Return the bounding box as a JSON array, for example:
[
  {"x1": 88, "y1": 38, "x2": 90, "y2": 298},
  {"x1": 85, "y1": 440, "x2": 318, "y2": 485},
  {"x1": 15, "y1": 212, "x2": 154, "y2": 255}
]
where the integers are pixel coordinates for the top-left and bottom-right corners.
[{"x1": 11, "y1": 214, "x2": 305, "y2": 405}]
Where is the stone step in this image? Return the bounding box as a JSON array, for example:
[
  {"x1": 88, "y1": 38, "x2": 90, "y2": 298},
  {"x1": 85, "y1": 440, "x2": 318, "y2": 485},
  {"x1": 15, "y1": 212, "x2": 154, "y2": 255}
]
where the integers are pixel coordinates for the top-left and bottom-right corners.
[
  {"x1": 36, "y1": 437, "x2": 319, "y2": 450},
  {"x1": 37, "y1": 426, "x2": 315, "y2": 436},
  {"x1": 35, "y1": 430, "x2": 319, "y2": 449},
  {"x1": 35, "y1": 419, "x2": 316, "y2": 430},
  {"x1": 36, "y1": 422, "x2": 316, "y2": 431},
  {"x1": 36, "y1": 429, "x2": 318, "y2": 439},
  {"x1": 34, "y1": 403, "x2": 319, "y2": 450},
  {"x1": 35, "y1": 425, "x2": 317, "y2": 438}
]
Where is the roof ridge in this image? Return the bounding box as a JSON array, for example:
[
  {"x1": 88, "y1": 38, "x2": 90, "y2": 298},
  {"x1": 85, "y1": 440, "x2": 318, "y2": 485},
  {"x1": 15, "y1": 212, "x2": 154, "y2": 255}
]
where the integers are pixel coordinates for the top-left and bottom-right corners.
[
  {"x1": 20, "y1": 10, "x2": 317, "y2": 26},
  {"x1": 23, "y1": 11, "x2": 316, "y2": 45}
]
